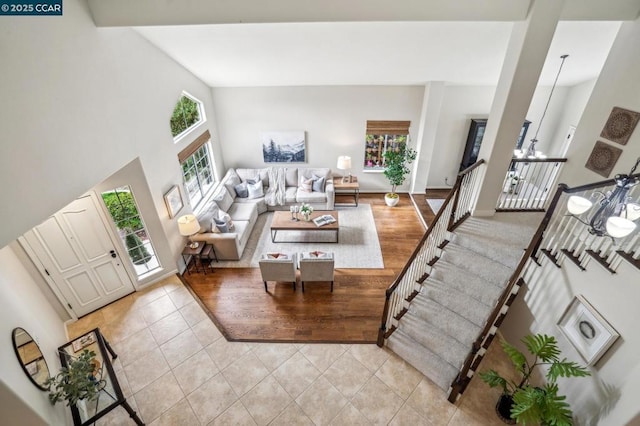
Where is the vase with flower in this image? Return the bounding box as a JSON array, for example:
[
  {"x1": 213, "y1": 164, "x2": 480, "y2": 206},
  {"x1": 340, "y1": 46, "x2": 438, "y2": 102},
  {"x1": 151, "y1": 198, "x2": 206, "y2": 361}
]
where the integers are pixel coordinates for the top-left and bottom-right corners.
[{"x1": 300, "y1": 203, "x2": 314, "y2": 221}]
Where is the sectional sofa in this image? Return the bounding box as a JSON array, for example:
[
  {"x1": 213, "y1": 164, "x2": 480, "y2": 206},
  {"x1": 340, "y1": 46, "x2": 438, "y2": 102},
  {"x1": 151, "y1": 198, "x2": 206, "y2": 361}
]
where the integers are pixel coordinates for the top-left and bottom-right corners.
[{"x1": 191, "y1": 166, "x2": 335, "y2": 260}]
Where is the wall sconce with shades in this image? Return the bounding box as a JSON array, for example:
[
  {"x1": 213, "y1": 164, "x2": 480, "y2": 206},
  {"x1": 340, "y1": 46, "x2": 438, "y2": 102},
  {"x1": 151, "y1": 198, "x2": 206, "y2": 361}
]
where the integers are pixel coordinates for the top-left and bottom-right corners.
[
  {"x1": 513, "y1": 54, "x2": 569, "y2": 160},
  {"x1": 567, "y1": 157, "x2": 640, "y2": 239},
  {"x1": 177, "y1": 214, "x2": 201, "y2": 248},
  {"x1": 337, "y1": 155, "x2": 352, "y2": 183}
]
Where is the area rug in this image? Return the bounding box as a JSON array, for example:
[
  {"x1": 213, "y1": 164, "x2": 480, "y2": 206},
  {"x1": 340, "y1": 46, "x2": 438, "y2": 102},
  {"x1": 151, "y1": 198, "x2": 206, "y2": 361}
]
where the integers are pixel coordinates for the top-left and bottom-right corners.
[
  {"x1": 427, "y1": 199, "x2": 445, "y2": 214},
  {"x1": 212, "y1": 204, "x2": 384, "y2": 268}
]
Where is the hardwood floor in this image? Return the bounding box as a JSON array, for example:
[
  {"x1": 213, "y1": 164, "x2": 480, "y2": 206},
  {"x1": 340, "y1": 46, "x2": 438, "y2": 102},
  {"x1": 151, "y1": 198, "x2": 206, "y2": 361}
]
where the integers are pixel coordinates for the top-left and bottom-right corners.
[{"x1": 183, "y1": 192, "x2": 448, "y2": 343}]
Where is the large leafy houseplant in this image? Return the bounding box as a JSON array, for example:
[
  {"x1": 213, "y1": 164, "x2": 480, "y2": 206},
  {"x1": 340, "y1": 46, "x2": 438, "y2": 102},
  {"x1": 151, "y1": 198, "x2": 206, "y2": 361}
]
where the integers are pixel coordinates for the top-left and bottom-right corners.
[
  {"x1": 45, "y1": 349, "x2": 103, "y2": 406},
  {"x1": 479, "y1": 334, "x2": 590, "y2": 426},
  {"x1": 382, "y1": 144, "x2": 417, "y2": 206}
]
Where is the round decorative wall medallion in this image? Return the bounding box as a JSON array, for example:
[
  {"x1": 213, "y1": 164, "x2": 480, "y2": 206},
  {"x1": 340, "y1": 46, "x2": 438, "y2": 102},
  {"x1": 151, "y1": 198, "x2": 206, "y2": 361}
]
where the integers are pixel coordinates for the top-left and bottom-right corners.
[
  {"x1": 585, "y1": 141, "x2": 622, "y2": 178},
  {"x1": 600, "y1": 106, "x2": 640, "y2": 145}
]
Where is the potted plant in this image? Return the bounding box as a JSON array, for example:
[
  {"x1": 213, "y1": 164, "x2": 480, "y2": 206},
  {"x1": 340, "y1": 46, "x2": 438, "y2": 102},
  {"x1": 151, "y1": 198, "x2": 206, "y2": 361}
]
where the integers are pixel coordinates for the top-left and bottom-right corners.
[
  {"x1": 300, "y1": 203, "x2": 314, "y2": 221},
  {"x1": 479, "y1": 334, "x2": 590, "y2": 426},
  {"x1": 382, "y1": 144, "x2": 417, "y2": 206},
  {"x1": 45, "y1": 349, "x2": 104, "y2": 406}
]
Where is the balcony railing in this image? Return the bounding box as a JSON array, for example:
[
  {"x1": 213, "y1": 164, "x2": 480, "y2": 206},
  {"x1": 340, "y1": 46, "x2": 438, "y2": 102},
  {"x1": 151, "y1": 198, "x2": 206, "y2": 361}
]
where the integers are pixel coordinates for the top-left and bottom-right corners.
[{"x1": 496, "y1": 157, "x2": 567, "y2": 211}]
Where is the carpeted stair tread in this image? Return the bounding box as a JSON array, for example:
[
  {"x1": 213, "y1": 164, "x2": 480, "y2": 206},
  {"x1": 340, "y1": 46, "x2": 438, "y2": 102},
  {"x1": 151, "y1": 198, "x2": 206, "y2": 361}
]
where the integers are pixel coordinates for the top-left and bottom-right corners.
[
  {"x1": 440, "y1": 243, "x2": 514, "y2": 284},
  {"x1": 408, "y1": 296, "x2": 482, "y2": 344},
  {"x1": 386, "y1": 329, "x2": 459, "y2": 391},
  {"x1": 451, "y1": 232, "x2": 524, "y2": 268},
  {"x1": 430, "y1": 260, "x2": 505, "y2": 307},
  {"x1": 399, "y1": 312, "x2": 470, "y2": 370},
  {"x1": 415, "y1": 280, "x2": 492, "y2": 327}
]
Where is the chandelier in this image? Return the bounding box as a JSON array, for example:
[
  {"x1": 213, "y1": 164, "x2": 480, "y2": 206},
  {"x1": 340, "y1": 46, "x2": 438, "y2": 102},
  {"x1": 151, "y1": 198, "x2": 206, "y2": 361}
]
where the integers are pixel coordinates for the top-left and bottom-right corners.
[
  {"x1": 567, "y1": 157, "x2": 640, "y2": 239},
  {"x1": 514, "y1": 54, "x2": 569, "y2": 160}
]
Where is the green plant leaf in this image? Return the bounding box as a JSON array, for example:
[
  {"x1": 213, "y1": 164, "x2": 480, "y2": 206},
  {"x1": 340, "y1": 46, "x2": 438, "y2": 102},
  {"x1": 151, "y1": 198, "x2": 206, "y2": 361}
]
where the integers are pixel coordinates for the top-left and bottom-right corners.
[
  {"x1": 478, "y1": 370, "x2": 509, "y2": 394},
  {"x1": 511, "y1": 386, "x2": 546, "y2": 425},
  {"x1": 523, "y1": 334, "x2": 560, "y2": 363},
  {"x1": 539, "y1": 383, "x2": 574, "y2": 426},
  {"x1": 547, "y1": 358, "x2": 591, "y2": 382},
  {"x1": 501, "y1": 339, "x2": 527, "y2": 375}
]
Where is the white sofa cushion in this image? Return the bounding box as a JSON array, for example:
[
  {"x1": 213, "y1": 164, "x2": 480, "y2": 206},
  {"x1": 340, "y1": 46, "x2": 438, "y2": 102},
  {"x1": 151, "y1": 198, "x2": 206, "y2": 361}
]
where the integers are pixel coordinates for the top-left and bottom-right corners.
[
  {"x1": 296, "y1": 189, "x2": 328, "y2": 203},
  {"x1": 212, "y1": 186, "x2": 234, "y2": 212},
  {"x1": 228, "y1": 203, "x2": 258, "y2": 222},
  {"x1": 285, "y1": 168, "x2": 298, "y2": 187}
]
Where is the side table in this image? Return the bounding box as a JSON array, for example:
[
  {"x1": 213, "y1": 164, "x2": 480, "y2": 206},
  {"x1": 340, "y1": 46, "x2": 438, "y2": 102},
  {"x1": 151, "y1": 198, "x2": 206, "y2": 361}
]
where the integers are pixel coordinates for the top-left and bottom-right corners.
[
  {"x1": 199, "y1": 243, "x2": 218, "y2": 273},
  {"x1": 333, "y1": 176, "x2": 360, "y2": 207},
  {"x1": 58, "y1": 328, "x2": 144, "y2": 426},
  {"x1": 181, "y1": 243, "x2": 205, "y2": 275}
]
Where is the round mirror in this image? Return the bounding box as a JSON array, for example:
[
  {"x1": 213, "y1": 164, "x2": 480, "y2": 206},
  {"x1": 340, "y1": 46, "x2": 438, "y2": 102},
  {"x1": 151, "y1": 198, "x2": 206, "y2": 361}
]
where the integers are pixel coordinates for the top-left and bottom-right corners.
[{"x1": 12, "y1": 327, "x2": 50, "y2": 391}]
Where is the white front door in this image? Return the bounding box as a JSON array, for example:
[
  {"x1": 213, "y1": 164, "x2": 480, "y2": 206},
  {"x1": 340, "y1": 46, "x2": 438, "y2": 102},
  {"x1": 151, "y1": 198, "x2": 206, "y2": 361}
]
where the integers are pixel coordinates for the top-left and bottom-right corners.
[{"x1": 21, "y1": 194, "x2": 135, "y2": 317}]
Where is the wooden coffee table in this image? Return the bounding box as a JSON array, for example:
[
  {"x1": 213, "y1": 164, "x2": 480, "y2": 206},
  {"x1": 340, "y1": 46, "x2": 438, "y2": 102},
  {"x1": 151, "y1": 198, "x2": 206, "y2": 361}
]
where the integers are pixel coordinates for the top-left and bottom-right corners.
[{"x1": 270, "y1": 210, "x2": 339, "y2": 243}]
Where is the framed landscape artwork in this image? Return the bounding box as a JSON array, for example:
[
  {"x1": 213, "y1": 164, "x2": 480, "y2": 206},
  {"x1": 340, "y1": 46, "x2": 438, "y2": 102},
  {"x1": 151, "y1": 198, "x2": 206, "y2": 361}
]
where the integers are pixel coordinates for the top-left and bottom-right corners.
[
  {"x1": 557, "y1": 295, "x2": 619, "y2": 365},
  {"x1": 261, "y1": 131, "x2": 306, "y2": 163},
  {"x1": 164, "y1": 185, "x2": 184, "y2": 218}
]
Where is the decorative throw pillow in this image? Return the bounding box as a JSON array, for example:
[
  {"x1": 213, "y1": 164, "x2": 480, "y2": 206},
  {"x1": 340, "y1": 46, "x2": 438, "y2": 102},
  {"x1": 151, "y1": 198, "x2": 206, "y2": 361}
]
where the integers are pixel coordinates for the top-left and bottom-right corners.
[
  {"x1": 266, "y1": 253, "x2": 288, "y2": 260},
  {"x1": 196, "y1": 204, "x2": 220, "y2": 233},
  {"x1": 213, "y1": 188, "x2": 234, "y2": 212},
  {"x1": 312, "y1": 175, "x2": 326, "y2": 192},
  {"x1": 217, "y1": 210, "x2": 235, "y2": 230},
  {"x1": 234, "y1": 182, "x2": 249, "y2": 198},
  {"x1": 224, "y1": 173, "x2": 242, "y2": 197},
  {"x1": 300, "y1": 176, "x2": 313, "y2": 192},
  {"x1": 247, "y1": 180, "x2": 264, "y2": 199},
  {"x1": 213, "y1": 218, "x2": 229, "y2": 233}
]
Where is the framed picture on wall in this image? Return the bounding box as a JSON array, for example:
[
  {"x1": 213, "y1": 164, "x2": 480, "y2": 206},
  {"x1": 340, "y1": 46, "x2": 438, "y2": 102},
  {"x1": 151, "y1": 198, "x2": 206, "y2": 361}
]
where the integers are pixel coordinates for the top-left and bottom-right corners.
[
  {"x1": 164, "y1": 185, "x2": 184, "y2": 218},
  {"x1": 261, "y1": 131, "x2": 306, "y2": 163},
  {"x1": 557, "y1": 295, "x2": 619, "y2": 365}
]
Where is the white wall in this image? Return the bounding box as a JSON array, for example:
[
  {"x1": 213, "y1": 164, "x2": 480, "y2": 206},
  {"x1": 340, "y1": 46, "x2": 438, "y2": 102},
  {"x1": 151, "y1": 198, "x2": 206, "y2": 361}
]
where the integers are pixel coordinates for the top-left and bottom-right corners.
[
  {"x1": 501, "y1": 18, "x2": 640, "y2": 425},
  {"x1": 427, "y1": 86, "x2": 496, "y2": 187},
  {"x1": 0, "y1": 246, "x2": 68, "y2": 425},
  {"x1": 547, "y1": 79, "x2": 597, "y2": 157},
  {"x1": 211, "y1": 85, "x2": 424, "y2": 193},
  {"x1": 0, "y1": 0, "x2": 223, "y2": 263},
  {"x1": 559, "y1": 19, "x2": 640, "y2": 187}
]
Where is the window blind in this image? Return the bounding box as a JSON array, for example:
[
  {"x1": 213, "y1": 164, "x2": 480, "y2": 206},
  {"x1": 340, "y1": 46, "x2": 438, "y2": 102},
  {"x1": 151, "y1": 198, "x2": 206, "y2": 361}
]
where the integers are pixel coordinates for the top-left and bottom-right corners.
[
  {"x1": 177, "y1": 130, "x2": 211, "y2": 163},
  {"x1": 366, "y1": 121, "x2": 410, "y2": 135}
]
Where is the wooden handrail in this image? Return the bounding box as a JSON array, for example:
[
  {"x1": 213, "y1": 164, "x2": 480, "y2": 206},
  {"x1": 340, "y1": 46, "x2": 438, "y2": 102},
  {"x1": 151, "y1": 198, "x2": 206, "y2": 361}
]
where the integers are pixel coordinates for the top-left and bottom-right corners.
[
  {"x1": 511, "y1": 157, "x2": 568, "y2": 163},
  {"x1": 563, "y1": 172, "x2": 640, "y2": 193},
  {"x1": 377, "y1": 159, "x2": 485, "y2": 346}
]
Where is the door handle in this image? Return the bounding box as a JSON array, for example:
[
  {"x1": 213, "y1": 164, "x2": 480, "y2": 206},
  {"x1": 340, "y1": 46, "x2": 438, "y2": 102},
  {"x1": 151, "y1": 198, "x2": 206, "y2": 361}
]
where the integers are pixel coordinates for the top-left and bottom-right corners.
[{"x1": 109, "y1": 250, "x2": 117, "y2": 258}]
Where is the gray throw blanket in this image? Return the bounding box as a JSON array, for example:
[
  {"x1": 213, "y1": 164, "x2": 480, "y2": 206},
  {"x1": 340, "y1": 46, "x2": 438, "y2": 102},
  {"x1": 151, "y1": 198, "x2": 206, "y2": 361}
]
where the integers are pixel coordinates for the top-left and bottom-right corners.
[{"x1": 265, "y1": 167, "x2": 285, "y2": 206}]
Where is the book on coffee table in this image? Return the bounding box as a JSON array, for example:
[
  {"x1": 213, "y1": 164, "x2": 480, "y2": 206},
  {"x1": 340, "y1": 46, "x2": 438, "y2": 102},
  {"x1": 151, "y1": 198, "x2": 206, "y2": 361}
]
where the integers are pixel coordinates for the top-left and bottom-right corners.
[{"x1": 313, "y1": 214, "x2": 336, "y2": 227}]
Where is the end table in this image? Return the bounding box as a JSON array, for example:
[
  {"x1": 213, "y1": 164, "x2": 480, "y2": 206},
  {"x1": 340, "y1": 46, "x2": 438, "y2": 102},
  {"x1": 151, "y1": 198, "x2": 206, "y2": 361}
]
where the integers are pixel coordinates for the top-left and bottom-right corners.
[
  {"x1": 181, "y1": 243, "x2": 205, "y2": 275},
  {"x1": 333, "y1": 176, "x2": 360, "y2": 207}
]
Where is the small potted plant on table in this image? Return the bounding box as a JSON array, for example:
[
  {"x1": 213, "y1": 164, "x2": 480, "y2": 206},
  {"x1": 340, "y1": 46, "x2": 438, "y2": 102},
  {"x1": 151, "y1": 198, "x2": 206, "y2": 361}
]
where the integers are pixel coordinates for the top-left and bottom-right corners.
[
  {"x1": 479, "y1": 334, "x2": 590, "y2": 425},
  {"x1": 300, "y1": 203, "x2": 314, "y2": 221},
  {"x1": 45, "y1": 349, "x2": 104, "y2": 407}
]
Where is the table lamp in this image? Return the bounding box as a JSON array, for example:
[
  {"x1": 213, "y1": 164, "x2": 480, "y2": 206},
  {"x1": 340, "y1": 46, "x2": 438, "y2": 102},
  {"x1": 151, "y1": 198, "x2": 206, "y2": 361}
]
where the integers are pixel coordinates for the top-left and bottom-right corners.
[
  {"x1": 337, "y1": 155, "x2": 352, "y2": 183},
  {"x1": 177, "y1": 214, "x2": 201, "y2": 248}
]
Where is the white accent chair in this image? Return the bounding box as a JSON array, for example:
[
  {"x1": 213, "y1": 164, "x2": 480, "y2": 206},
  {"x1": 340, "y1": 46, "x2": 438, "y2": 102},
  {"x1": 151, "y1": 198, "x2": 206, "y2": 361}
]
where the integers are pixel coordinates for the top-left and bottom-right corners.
[
  {"x1": 258, "y1": 253, "x2": 297, "y2": 292},
  {"x1": 298, "y1": 251, "x2": 335, "y2": 293}
]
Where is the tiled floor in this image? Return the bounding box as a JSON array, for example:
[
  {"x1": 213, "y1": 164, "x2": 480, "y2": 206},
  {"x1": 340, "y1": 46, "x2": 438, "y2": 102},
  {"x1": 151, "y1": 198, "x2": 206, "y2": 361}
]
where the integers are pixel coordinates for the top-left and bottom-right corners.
[{"x1": 66, "y1": 275, "x2": 510, "y2": 425}]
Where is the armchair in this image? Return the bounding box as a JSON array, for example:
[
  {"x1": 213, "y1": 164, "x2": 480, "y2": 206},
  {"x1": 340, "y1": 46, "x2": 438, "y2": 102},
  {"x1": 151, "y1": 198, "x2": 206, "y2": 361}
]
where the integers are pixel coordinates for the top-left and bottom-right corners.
[
  {"x1": 258, "y1": 253, "x2": 297, "y2": 292},
  {"x1": 298, "y1": 251, "x2": 335, "y2": 293}
]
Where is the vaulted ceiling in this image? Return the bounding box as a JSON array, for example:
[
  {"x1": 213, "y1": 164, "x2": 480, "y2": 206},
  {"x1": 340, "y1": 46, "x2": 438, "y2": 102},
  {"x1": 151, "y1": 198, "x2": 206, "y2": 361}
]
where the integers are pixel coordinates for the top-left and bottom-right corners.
[{"x1": 88, "y1": 0, "x2": 640, "y2": 87}]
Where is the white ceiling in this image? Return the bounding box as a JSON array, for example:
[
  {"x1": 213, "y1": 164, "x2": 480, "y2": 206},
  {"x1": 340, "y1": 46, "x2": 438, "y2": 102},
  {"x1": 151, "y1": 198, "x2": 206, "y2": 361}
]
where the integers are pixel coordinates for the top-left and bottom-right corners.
[
  {"x1": 134, "y1": 21, "x2": 621, "y2": 88},
  {"x1": 88, "y1": 0, "x2": 639, "y2": 88}
]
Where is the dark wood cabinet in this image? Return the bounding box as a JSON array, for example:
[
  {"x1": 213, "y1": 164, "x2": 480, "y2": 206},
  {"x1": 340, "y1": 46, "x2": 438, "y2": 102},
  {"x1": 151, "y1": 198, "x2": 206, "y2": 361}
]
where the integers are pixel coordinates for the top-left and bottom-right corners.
[{"x1": 460, "y1": 119, "x2": 530, "y2": 170}]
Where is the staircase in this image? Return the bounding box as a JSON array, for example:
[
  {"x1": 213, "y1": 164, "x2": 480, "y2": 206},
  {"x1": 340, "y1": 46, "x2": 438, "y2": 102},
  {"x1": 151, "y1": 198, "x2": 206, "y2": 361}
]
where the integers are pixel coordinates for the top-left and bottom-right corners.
[{"x1": 386, "y1": 213, "x2": 542, "y2": 391}]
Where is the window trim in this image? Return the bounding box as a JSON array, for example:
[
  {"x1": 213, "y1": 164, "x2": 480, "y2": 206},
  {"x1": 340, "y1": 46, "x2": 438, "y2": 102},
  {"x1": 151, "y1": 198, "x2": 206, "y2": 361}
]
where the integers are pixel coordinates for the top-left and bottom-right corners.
[
  {"x1": 178, "y1": 130, "x2": 216, "y2": 210},
  {"x1": 364, "y1": 120, "x2": 411, "y2": 172},
  {"x1": 172, "y1": 92, "x2": 206, "y2": 144}
]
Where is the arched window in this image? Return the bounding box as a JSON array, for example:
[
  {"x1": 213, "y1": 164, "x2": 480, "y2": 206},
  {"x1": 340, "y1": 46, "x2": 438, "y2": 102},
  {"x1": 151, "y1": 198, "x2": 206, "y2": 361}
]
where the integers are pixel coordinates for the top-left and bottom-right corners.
[{"x1": 170, "y1": 92, "x2": 205, "y2": 141}]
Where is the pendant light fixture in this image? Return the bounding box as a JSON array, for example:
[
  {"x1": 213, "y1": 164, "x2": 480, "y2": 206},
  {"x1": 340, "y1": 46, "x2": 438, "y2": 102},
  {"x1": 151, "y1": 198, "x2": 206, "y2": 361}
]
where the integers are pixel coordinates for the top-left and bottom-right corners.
[
  {"x1": 514, "y1": 54, "x2": 569, "y2": 159},
  {"x1": 567, "y1": 157, "x2": 640, "y2": 239}
]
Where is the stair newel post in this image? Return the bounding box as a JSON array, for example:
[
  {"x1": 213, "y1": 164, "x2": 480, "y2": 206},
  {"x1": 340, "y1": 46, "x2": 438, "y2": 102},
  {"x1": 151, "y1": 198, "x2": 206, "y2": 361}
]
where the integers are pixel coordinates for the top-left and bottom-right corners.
[
  {"x1": 448, "y1": 175, "x2": 464, "y2": 231},
  {"x1": 377, "y1": 288, "x2": 393, "y2": 347},
  {"x1": 529, "y1": 183, "x2": 568, "y2": 263}
]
